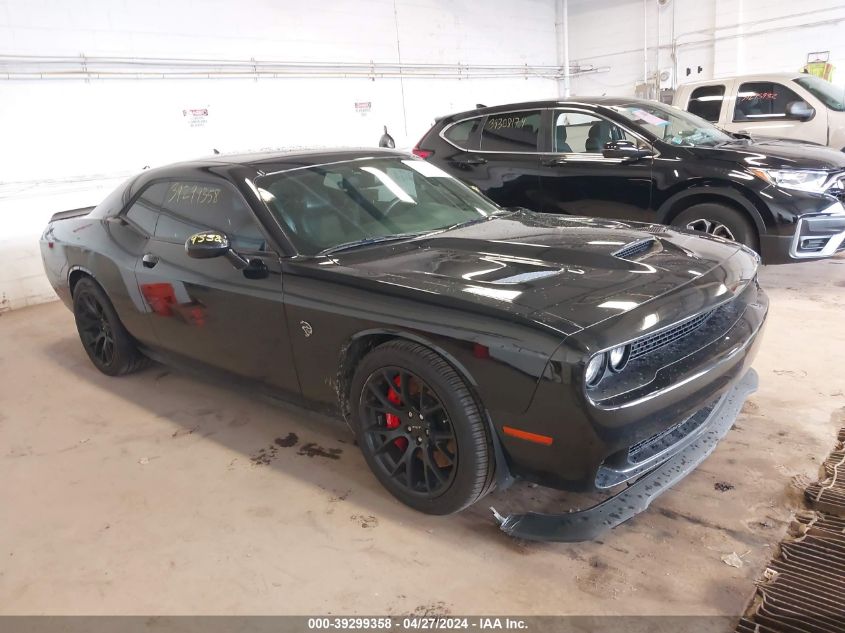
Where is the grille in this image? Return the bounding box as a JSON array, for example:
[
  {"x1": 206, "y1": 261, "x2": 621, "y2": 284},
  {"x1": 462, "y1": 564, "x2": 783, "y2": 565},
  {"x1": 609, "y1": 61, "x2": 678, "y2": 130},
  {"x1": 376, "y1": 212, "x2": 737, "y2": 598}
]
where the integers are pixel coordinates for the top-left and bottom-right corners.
[
  {"x1": 629, "y1": 309, "x2": 716, "y2": 360},
  {"x1": 800, "y1": 237, "x2": 830, "y2": 253},
  {"x1": 827, "y1": 174, "x2": 845, "y2": 202},
  {"x1": 613, "y1": 239, "x2": 654, "y2": 260},
  {"x1": 628, "y1": 400, "x2": 716, "y2": 463}
]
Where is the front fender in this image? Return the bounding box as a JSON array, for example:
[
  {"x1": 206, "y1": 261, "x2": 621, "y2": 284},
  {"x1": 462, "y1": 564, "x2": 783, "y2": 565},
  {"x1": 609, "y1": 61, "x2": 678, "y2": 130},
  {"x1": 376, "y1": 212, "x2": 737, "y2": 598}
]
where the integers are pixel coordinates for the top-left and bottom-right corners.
[{"x1": 656, "y1": 183, "x2": 771, "y2": 234}]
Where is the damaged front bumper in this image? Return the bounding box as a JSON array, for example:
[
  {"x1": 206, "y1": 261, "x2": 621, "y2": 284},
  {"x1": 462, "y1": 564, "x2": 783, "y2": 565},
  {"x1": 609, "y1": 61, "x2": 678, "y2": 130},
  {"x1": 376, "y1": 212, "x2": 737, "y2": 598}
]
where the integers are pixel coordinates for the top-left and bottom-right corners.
[{"x1": 491, "y1": 368, "x2": 758, "y2": 542}]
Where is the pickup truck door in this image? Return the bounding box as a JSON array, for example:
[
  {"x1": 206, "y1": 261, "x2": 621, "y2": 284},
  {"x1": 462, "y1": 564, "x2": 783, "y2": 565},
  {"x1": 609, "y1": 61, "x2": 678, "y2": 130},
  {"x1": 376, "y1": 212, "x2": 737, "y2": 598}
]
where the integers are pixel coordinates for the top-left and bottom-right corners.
[
  {"x1": 682, "y1": 81, "x2": 731, "y2": 127},
  {"x1": 722, "y1": 79, "x2": 828, "y2": 144}
]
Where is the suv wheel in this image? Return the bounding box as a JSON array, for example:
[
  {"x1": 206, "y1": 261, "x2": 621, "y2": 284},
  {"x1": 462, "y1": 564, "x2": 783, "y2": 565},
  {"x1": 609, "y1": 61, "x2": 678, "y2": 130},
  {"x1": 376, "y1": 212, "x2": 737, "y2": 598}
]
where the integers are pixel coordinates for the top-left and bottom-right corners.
[{"x1": 672, "y1": 203, "x2": 758, "y2": 251}]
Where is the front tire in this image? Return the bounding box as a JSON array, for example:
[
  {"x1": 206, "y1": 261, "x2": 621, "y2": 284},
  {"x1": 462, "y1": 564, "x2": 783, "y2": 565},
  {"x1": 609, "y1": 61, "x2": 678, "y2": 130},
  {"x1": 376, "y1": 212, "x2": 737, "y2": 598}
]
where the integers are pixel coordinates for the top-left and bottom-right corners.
[
  {"x1": 72, "y1": 276, "x2": 149, "y2": 376},
  {"x1": 672, "y1": 203, "x2": 759, "y2": 251},
  {"x1": 350, "y1": 340, "x2": 494, "y2": 515}
]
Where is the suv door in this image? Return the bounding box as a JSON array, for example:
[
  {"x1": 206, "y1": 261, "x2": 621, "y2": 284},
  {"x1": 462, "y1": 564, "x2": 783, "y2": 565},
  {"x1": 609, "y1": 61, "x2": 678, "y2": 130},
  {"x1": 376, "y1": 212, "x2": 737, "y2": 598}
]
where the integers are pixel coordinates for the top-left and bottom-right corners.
[
  {"x1": 724, "y1": 80, "x2": 828, "y2": 144},
  {"x1": 537, "y1": 109, "x2": 654, "y2": 222},
  {"x1": 133, "y1": 178, "x2": 299, "y2": 393},
  {"x1": 438, "y1": 110, "x2": 543, "y2": 210}
]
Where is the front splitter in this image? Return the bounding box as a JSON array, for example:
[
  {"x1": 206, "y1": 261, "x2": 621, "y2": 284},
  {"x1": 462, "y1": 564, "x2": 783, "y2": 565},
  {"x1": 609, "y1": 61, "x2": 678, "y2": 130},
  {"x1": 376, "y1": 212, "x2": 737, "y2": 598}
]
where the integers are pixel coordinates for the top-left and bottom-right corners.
[{"x1": 491, "y1": 368, "x2": 759, "y2": 542}]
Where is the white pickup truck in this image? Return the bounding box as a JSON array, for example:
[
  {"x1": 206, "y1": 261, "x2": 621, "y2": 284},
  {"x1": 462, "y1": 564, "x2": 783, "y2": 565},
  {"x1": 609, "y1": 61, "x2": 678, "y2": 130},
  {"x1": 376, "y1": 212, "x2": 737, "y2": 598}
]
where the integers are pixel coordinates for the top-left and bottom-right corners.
[{"x1": 673, "y1": 73, "x2": 845, "y2": 151}]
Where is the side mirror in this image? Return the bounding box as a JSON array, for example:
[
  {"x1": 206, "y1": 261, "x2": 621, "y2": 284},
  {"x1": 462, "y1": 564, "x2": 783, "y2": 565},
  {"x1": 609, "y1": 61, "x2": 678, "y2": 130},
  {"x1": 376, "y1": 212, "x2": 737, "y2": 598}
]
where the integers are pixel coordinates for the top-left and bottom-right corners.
[
  {"x1": 602, "y1": 140, "x2": 653, "y2": 161},
  {"x1": 786, "y1": 100, "x2": 815, "y2": 121},
  {"x1": 185, "y1": 230, "x2": 230, "y2": 259}
]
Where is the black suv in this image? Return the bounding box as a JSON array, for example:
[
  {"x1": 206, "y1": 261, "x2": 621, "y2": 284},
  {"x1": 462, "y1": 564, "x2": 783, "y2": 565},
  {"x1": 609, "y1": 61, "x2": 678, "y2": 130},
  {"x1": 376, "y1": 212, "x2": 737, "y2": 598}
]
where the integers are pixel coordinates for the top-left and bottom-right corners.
[{"x1": 414, "y1": 97, "x2": 845, "y2": 264}]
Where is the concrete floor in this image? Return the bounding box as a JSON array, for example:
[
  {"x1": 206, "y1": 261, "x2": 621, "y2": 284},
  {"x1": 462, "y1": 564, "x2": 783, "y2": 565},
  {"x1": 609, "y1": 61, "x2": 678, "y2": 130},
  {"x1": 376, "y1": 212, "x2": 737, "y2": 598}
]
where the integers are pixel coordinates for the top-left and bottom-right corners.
[{"x1": 2, "y1": 258, "x2": 844, "y2": 616}]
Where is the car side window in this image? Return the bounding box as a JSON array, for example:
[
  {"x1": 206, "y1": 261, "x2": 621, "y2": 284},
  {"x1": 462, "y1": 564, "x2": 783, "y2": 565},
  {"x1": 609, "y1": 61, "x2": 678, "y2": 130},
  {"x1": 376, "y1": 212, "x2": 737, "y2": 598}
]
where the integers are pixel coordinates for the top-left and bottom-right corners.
[
  {"x1": 480, "y1": 111, "x2": 541, "y2": 152},
  {"x1": 733, "y1": 82, "x2": 804, "y2": 122},
  {"x1": 443, "y1": 117, "x2": 482, "y2": 150},
  {"x1": 154, "y1": 181, "x2": 267, "y2": 251},
  {"x1": 688, "y1": 85, "x2": 725, "y2": 122},
  {"x1": 553, "y1": 111, "x2": 630, "y2": 153},
  {"x1": 124, "y1": 182, "x2": 169, "y2": 235}
]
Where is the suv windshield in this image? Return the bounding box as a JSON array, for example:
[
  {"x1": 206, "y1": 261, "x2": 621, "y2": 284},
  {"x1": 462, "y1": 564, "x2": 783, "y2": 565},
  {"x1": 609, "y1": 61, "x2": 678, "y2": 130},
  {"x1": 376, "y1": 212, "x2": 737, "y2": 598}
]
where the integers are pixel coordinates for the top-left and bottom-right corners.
[
  {"x1": 794, "y1": 75, "x2": 845, "y2": 112},
  {"x1": 610, "y1": 102, "x2": 732, "y2": 147},
  {"x1": 255, "y1": 157, "x2": 502, "y2": 255}
]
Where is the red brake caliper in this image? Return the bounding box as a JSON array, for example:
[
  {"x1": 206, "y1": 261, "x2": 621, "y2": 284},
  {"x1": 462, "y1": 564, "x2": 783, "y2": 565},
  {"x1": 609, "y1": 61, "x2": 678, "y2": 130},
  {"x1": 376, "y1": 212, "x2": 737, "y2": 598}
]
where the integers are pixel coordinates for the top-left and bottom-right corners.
[{"x1": 385, "y1": 376, "x2": 409, "y2": 451}]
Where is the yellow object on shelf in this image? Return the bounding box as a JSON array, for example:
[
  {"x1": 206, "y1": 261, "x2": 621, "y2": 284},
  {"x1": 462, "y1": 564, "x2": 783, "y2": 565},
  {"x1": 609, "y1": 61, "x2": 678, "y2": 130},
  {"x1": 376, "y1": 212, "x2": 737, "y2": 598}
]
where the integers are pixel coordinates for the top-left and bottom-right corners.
[{"x1": 805, "y1": 52, "x2": 834, "y2": 81}]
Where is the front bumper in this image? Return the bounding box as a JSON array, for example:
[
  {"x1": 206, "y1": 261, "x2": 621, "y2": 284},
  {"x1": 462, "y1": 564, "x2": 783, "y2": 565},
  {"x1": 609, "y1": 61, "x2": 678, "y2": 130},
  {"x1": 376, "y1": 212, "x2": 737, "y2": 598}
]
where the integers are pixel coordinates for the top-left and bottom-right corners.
[
  {"x1": 492, "y1": 368, "x2": 758, "y2": 542},
  {"x1": 760, "y1": 200, "x2": 845, "y2": 264}
]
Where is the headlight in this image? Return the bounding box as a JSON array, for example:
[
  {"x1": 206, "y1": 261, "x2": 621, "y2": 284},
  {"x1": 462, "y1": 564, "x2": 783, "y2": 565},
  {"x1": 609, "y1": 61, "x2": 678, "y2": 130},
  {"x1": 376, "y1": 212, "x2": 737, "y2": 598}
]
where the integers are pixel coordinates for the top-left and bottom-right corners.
[
  {"x1": 749, "y1": 168, "x2": 829, "y2": 192},
  {"x1": 608, "y1": 345, "x2": 630, "y2": 372},
  {"x1": 585, "y1": 353, "x2": 606, "y2": 388}
]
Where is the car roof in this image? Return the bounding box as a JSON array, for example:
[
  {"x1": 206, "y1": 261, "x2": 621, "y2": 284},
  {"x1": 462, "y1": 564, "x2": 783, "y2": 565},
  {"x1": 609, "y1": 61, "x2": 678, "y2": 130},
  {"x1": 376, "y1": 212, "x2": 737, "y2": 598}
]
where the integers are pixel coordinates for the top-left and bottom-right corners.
[
  {"x1": 127, "y1": 147, "x2": 412, "y2": 196},
  {"x1": 133, "y1": 147, "x2": 410, "y2": 181},
  {"x1": 200, "y1": 147, "x2": 409, "y2": 170},
  {"x1": 437, "y1": 97, "x2": 659, "y2": 122}
]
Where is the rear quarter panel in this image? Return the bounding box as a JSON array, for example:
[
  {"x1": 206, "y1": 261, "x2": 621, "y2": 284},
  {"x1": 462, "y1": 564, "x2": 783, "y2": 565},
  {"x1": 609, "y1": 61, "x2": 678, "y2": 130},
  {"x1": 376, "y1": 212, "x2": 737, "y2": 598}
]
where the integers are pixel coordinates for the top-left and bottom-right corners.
[{"x1": 41, "y1": 217, "x2": 156, "y2": 346}]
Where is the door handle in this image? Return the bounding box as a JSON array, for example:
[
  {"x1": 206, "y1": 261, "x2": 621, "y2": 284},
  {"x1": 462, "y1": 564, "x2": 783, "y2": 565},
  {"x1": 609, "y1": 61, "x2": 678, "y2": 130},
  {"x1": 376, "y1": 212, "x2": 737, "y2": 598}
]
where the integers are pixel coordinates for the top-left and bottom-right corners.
[
  {"x1": 453, "y1": 156, "x2": 487, "y2": 166},
  {"x1": 542, "y1": 157, "x2": 567, "y2": 166},
  {"x1": 142, "y1": 253, "x2": 160, "y2": 268}
]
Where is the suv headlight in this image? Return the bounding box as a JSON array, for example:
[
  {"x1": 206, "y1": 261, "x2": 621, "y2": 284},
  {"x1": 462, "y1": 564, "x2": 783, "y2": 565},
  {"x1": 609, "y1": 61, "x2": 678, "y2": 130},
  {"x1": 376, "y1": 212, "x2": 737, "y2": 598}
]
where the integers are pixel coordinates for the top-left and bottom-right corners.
[{"x1": 750, "y1": 168, "x2": 829, "y2": 192}]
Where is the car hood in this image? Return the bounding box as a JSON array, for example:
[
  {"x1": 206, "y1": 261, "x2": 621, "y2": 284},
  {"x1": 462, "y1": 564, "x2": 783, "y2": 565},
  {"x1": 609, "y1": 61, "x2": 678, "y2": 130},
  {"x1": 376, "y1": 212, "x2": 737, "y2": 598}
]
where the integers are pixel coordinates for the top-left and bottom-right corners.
[
  {"x1": 691, "y1": 138, "x2": 845, "y2": 170},
  {"x1": 331, "y1": 212, "x2": 744, "y2": 334}
]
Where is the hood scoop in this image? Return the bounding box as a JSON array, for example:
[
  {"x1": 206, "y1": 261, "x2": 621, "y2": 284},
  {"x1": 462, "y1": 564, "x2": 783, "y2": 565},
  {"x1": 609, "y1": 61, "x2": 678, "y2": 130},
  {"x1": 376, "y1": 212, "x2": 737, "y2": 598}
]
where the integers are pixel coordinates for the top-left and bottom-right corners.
[{"x1": 613, "y1": 238, "x2": 656, "y2": 260}]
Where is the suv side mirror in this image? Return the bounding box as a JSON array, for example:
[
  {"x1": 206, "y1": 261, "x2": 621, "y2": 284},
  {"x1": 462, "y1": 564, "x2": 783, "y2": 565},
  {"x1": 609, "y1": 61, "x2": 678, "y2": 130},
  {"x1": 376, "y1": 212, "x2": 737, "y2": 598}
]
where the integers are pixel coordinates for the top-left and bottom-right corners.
[
  {"x1": 185, "y1": 230, "x2": 249, "y2": 269},
  {"x1": 786, "y1": 100, "x2": 815, "y2": 121},
  {"x1": 603, "y1": 140, "x2": 653, "y2": 161}
]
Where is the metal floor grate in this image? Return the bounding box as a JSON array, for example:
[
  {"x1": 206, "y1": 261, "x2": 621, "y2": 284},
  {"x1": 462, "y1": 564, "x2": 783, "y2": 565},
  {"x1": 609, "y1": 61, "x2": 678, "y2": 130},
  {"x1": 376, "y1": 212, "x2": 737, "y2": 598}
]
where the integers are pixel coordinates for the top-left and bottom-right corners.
[{"x1": 735, "y1": 427, "x2": 845, "y2": 633}]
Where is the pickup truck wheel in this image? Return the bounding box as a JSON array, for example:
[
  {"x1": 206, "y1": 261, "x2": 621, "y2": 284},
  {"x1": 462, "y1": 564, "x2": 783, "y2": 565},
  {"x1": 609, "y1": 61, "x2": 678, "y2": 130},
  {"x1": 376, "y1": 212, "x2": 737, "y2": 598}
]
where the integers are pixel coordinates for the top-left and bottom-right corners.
[
  {"x1": 672, "y1": 203, "x2": 759, "y2": 251},
  {"x1": 72, "y1": 277, "x2": 149, "y2": 376},
  {"x1": 350, "y1": 340, "x2": 493, "y2": 515}
]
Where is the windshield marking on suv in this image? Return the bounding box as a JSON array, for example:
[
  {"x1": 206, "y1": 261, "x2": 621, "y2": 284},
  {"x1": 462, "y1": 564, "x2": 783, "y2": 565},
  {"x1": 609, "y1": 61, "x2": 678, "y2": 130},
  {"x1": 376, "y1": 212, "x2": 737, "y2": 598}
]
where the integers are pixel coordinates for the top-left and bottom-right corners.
[{"x1": 609, "y1": 102, "x2": 732, "y2": 147}]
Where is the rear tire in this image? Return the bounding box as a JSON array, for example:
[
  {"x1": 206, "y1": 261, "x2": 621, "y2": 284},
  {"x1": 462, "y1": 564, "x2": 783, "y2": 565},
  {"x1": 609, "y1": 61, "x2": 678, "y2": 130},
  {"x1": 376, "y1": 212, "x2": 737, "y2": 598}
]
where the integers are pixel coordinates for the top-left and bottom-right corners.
[
  {"x1": 350, "y1": 340, "x2": 494, "y2": 515},
  {"x1": 72, "y1": 277, "x2": 149, "y2": 376},
  {"x1": 672, "y1": 203, "x2": 759, "y2": 251}
]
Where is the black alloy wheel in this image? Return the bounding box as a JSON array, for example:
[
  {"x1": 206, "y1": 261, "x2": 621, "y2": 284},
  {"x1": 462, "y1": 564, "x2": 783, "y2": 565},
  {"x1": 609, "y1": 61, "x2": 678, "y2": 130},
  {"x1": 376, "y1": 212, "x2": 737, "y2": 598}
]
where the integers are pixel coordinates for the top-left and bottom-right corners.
[
  {"x1": 360, "y1": 367, "x2": 458, "y2": 498},
  {"x1": 76, "y1": 289, "x2": 116, "y2": 367},
  {"x1": 72, "y1": 276, "x2": 149, "y2": 376},
  {"x1": 351, "y1": 340, "x2": 494, "y2": 515}
]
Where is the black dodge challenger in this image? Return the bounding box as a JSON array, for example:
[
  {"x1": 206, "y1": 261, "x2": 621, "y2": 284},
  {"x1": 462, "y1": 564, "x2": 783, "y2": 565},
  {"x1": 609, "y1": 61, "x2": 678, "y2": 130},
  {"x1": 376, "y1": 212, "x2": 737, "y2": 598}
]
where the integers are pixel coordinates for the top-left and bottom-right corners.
[{"x1": 40, "y1": 149, "x2": 768, "y2": 541}]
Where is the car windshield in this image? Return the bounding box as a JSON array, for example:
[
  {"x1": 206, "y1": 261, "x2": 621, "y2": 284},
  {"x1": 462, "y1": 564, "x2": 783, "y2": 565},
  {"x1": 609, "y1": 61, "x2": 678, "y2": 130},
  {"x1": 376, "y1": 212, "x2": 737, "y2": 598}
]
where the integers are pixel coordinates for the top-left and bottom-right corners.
[
  {"x1": 254, "y1": 157, "x2": 502, "y2": 255},
  {"x1": 794, "y1": 75, "x2": 845, "y2": 112},
  {"x1": 609, "y1": 102, "x2": 733, "y2": 147}
]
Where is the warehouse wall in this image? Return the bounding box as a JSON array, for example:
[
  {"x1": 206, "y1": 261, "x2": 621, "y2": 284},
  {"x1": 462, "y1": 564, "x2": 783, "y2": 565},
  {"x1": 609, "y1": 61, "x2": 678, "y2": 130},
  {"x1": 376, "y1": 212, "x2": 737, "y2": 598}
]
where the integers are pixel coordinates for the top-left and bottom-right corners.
[
  {"x1": 0, "y1": 0, "x2": 559, "y2": 183},
  {"x1": 567, "y1": 0, "x2": 845, "y2": 97},
  {"x1": 0, "y1": 0, "x2": 560, "y2": 311}
]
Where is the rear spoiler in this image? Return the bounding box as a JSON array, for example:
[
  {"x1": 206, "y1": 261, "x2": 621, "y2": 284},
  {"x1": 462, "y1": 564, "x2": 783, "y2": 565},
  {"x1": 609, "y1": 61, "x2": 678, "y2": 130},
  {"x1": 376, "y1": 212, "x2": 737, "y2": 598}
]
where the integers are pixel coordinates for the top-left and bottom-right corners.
[
  {"x1": 49, "y1": 206, "x2": 95, "y2": 223},
  {"x1": 433, "y1": 104, "x2": 487, "y2": 124}
]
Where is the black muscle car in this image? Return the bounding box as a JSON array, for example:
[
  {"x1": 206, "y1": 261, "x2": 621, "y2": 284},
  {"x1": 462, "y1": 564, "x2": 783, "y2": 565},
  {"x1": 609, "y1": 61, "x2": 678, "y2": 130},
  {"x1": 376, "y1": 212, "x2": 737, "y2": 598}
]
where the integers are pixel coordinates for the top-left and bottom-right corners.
[
  {"x1": 414, "y1": 98, "x2": 845, "y2": 264},
  {"x1": 40, "y1": 149, "x2": 768, "y2": 541}
]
